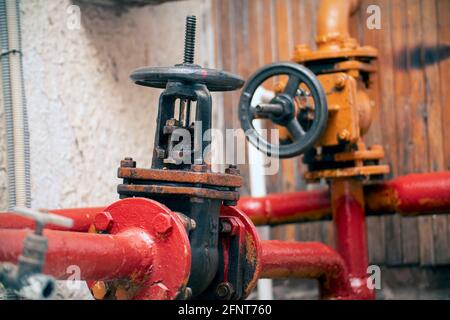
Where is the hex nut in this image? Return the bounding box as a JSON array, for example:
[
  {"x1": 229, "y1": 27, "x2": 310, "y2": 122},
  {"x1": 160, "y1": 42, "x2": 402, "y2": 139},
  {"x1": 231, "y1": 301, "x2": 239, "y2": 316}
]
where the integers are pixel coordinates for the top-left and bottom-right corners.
[
  {"x1": 152, "y1": 213, "x2": 173, "y2": 235},
  {"x1": 94, "y1": 212, "x2": 114, "y2": 232},
  {"x1": 120, "y1": 157, "x2": 136, "y2": 168}
]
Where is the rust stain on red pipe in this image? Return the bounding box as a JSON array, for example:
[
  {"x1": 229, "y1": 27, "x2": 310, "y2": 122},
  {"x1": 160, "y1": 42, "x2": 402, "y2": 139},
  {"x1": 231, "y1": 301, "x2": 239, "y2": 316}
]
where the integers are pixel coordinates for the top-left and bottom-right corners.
[
  {"x1": 0, "y1": 207, "x2": 103, "y2": 231},
  {"x1": 0, "y1": 227, "x2": 154, "y2": 281},
  {"x1": 365, "y1": 171, "x2": 450, "y2": 215},
  {"x1": 259, "y1": 240, "x2": 352, "y2": 299},
  {"x1": 237, "y1": 189, "x2": 331, "y2": 225},
  {"x1": 238, "y1": 172, "x2": 450, "y2": 226}
]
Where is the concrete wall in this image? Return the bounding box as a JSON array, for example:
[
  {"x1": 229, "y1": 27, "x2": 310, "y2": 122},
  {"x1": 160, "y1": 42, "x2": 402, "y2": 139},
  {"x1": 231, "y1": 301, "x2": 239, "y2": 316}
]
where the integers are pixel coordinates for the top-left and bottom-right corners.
[{"x1": 0, "y1": 0, "x2": 214, "y2": 210}]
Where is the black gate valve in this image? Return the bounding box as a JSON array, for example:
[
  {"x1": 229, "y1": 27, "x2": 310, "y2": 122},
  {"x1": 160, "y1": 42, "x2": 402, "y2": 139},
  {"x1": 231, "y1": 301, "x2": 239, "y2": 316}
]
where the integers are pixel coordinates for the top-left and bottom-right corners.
[{"x1": 120, "y1": 16, "x2": 246, "y2": 298}]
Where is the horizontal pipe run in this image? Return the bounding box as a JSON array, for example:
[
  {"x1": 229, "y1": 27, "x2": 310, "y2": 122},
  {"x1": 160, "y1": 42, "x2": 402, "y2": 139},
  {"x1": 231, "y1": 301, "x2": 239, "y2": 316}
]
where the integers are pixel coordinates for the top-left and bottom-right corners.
[
  {"x1": 365, "y1": 171, "x2": 450, "y2": 215},
  {"x1": 0, "y1": 207, "x2": 103, "y2": 231},
  {"x1": 259, "y1": 240, "x2": 352, "y2": 299},
  {"x1": 237, "y1": 189, "x2": 331, "y2": 225},
  {"x1": 0, "y1": 173, "x2": 448, "y2": 229},
  {"x1": 237, "y1": 172, "x2": 450, "y2": 226},
  {"x1": 0, "y1": 227, "x2": 154, "y2": 281}
]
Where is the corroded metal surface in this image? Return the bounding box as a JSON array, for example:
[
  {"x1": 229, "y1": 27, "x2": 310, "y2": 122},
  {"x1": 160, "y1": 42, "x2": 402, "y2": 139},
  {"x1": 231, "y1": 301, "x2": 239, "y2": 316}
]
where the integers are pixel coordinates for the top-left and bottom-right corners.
[
  {"x1": 117, "y1": 184, "x2": 239, "y2": 201},
  {"x1": 219, "y1": 205, "x2": 261, "y2": 299},
  {"x1": 304, "y1": 164, "x2": 390, "y2": 180},
  {"x1": 118, "y1": 167, "x2": 242, "y2": 188},
  {"x1": 238, "y1": 189, "x2": 331, "y2": 225},
  {"x1": 238, "y1": 171, "x2": 450, "y2": 226},
  {"x1": 365, "y1": 171, "x2": 450, "y2": 215}
]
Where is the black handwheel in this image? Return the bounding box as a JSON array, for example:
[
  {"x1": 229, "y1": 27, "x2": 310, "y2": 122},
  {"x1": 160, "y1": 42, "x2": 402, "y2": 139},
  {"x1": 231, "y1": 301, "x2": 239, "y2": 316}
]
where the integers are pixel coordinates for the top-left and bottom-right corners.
[
  {"x1": 239, "y1": 62, "x2": 328, "y2": 158},
  {"x1": 130, "y1": 64, "x2": 244, "y2": 92}
]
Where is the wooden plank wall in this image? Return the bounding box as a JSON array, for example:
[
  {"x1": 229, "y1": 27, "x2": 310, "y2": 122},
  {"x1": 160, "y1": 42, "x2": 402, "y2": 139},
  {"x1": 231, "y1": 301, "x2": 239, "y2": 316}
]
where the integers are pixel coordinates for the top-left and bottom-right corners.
[{"x1": 211, "y1": 0, "x2": 450, "y2": 266}]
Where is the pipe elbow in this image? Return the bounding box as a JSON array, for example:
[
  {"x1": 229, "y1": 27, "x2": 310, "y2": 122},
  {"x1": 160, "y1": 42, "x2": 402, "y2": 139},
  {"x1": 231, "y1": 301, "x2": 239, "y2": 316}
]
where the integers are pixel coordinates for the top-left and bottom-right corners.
[
  {"x1": 316, "y1": 0, "x2": 360, "y2": 49},
  {"x1": 259, "y1": 240, "x2": 353, "y2": 299}
]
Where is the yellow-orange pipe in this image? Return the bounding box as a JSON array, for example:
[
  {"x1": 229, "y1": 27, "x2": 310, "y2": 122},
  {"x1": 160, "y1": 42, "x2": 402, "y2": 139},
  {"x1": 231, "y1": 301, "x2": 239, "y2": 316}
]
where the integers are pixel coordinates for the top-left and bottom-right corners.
[{"x1": 316, "y1": 0, "x2": 360, "y2": 50}]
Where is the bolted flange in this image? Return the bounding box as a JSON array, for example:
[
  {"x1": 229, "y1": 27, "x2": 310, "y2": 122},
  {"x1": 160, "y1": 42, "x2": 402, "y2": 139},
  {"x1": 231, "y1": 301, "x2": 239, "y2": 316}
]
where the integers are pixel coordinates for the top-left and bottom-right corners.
[{"x1": 94, "y1": 198, "x2": 191, "y2": 300}]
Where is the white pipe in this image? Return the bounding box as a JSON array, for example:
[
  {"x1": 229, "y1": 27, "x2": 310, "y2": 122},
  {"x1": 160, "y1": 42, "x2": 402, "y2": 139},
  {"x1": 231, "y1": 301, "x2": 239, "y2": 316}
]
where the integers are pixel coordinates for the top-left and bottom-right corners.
[{"x1": 249, "y1": 87, "x2": 275, "y2": 300}]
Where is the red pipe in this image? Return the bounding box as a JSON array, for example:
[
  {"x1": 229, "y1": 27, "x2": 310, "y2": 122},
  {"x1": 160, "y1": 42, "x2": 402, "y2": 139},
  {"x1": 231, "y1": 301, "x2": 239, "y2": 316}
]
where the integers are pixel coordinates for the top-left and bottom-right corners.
[
  {"x1": 237, "y1": 189, "x2": 331, "y2": 225},
  {"x1": 0, "y1": 207, "x2": 103, "y2": 232},
  {"x1": 365, "y1": 171, "x2": 450, "y2": 215},
  {"x1": 330, "y1": 179, "x2": 373, "y2": 299},
  {"x1": 259, "y1": 240, "x2": 352, "y2": 299},
  {"x1": 0, "y1": 227, "x2": 154, "y2": 280},
  {"x1": 237, "y1": 172, "x2": 450, "y2": 225}
]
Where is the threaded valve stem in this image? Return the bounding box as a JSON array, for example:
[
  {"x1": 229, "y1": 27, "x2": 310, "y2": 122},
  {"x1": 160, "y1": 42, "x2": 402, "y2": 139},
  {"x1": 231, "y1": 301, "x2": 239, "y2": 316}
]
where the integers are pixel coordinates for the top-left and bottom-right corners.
[{"x1": 183, "y1": 15, "x2": 196, "y2": 64}]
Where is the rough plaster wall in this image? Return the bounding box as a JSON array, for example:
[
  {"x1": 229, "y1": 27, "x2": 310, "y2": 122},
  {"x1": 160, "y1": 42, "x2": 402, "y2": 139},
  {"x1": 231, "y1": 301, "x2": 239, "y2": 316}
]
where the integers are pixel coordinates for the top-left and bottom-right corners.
[{"x1": 0, "y1": 0, "x2": 214, "y2": 210}]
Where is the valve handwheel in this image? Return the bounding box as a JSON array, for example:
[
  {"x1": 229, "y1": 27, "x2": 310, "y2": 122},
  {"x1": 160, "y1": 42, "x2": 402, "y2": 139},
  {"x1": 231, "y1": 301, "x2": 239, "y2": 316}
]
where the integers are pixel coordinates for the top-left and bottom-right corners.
[
  {"x1": 130, "y1": 16, "x2": 243, "y2": 92},
  {"x1": 239, "y1": 62, "x2": 328, "y2": 158}
]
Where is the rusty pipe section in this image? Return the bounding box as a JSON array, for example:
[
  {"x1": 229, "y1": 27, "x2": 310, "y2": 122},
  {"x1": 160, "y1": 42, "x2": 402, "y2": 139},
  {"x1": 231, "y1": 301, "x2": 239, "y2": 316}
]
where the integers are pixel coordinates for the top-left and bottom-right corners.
[
  {"x1": 0, "y1": 227, "x2": 154, "y2": 280},
  {"x1": 237, "y1": 189, "x2": 331, "y2": 225},
  {"x1": 365, "y1": 171, "x2": 450, "y2": 215},
  {"x1": 259, "y1": 240, "x2": 352, "y2": 299},
  {"x1": 237, "y1": 172, "x2": 450, "y2": 226},
  {"x1": 316, "y1": 0, "x2": 360, "y2": 50},
  {"x1": 1, "y1": 172, "x2": 446, "y2": 230}
]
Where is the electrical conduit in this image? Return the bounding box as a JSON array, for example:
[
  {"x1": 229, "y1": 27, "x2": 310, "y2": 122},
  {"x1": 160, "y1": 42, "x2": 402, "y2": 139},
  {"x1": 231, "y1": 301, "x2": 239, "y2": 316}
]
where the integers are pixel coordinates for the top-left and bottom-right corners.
[{"x1": 0, "y1": 0, "x2": 31, "y2": 209}]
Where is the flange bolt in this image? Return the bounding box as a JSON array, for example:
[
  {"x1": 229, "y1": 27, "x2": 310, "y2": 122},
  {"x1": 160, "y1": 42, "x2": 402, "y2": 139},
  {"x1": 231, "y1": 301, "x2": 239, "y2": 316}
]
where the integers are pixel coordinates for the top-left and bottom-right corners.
[
  {"x1": 94, "y1": 211, "x2": 114, "y2": 232},
  {"x1": 216, "y1": 282, "x2": 234, "y2": 300},
  {"x1": 152, "y1": 213, "x2": 173, "y2": 235}
]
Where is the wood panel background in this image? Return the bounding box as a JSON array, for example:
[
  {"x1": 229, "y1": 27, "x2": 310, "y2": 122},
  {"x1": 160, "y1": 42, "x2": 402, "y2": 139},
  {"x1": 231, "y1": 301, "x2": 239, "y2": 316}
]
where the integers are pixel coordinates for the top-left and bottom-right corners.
[{"x1": 211, "y1": 0, "x2": 450, "y2": 266}]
